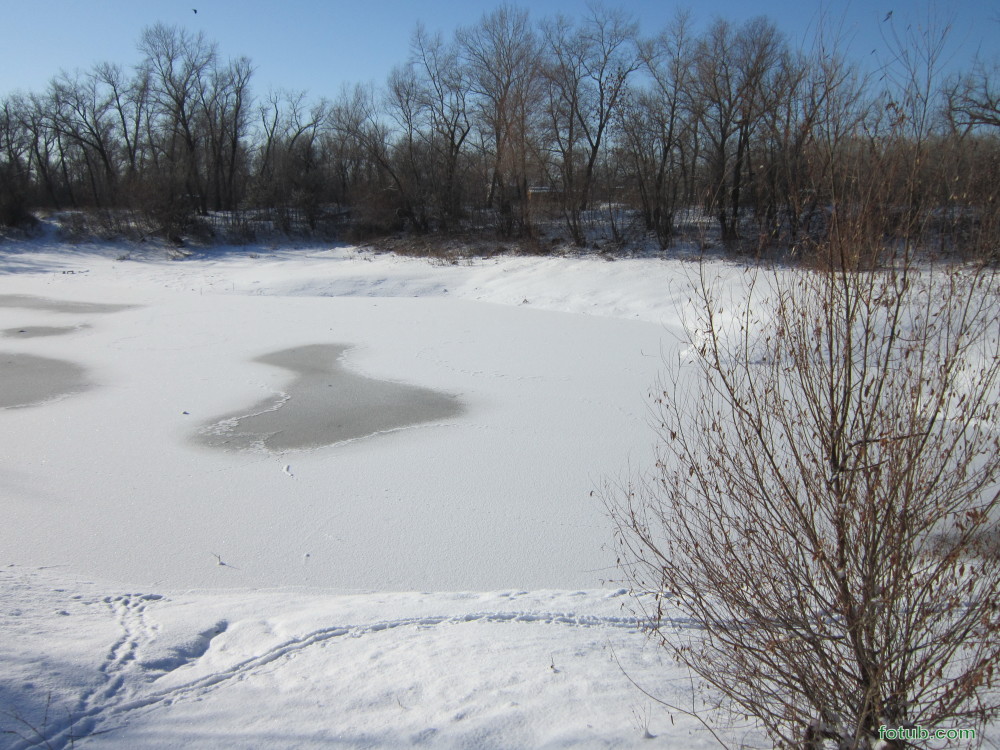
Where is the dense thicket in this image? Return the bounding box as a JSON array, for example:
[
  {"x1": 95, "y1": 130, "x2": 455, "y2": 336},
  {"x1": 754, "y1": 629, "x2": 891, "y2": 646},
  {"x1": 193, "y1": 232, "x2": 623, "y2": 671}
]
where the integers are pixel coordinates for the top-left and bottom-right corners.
[{"x1": 1, "y1": 7, "x2": 998, "y2": 259}]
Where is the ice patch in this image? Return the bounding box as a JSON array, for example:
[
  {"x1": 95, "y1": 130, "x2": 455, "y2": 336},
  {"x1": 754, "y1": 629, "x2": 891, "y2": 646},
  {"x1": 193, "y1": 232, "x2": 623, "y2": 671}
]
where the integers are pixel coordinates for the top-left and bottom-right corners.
[{"x1": 196, "y1": 344, "x2": 463, "y2": 452}]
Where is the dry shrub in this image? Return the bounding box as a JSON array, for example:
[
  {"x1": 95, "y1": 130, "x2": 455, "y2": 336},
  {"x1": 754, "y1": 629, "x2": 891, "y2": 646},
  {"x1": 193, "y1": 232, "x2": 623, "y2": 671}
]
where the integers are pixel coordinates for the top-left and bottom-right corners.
[{"x1": 607, "y1": 253, "x2": 1000, "y2": 749}]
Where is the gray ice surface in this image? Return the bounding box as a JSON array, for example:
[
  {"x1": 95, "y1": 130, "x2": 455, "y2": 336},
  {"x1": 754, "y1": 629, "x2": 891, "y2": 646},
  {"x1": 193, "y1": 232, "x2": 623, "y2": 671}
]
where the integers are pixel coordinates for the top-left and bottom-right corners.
[
  {"x1": 0, "y1": 294, "x2": 135, "y2": 314},
  {"x1": 0, "y1": 352, "x2": 88, "y2": 408},
  {"x1": 2, "y1": 325, "x2": 86, "y2": 338},
  {"x1": 0, "y1": 295, "x2": 132, "y2": 406},
  {"x1": 197, "y1": 344, "x2": 463, "y2": 452}
]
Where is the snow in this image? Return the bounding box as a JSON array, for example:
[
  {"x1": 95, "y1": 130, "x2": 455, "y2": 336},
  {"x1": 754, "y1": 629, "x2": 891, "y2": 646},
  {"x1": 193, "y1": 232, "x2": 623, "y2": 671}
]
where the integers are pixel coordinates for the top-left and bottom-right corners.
[{"x1": 0, "y1": 233, "x2": 752, "y2": 748}]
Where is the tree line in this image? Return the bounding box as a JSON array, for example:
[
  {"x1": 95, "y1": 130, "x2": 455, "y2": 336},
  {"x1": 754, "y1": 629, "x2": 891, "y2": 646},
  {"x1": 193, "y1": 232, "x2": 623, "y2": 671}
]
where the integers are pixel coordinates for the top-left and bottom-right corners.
[{"x1": 1, "y1": 5, "x2": 999, "y2": 261}]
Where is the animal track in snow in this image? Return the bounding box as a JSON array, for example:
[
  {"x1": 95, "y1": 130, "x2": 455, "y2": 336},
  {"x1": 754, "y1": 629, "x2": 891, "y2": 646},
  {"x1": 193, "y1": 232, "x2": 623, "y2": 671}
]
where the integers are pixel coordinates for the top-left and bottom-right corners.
[
  {"x1": 15, "y1": 599, "x2": 691, "y2": 750},
  {"x1": 17, "y1": 593, "x2": 224, "y2": 750}
]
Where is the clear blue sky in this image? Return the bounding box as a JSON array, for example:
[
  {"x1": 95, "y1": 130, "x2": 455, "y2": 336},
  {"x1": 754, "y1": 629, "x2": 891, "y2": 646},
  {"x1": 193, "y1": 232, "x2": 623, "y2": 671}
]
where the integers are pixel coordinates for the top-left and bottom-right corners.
[{"x1": 1, "y1": 0, "x2": 997, "y2": 100}]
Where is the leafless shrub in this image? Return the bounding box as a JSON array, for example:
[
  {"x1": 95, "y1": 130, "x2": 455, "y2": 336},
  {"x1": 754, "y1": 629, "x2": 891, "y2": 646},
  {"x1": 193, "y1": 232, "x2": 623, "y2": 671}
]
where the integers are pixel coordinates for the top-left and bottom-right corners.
[{"x1": 607, "y1": 254, "x2": 1000, "y2": 748}]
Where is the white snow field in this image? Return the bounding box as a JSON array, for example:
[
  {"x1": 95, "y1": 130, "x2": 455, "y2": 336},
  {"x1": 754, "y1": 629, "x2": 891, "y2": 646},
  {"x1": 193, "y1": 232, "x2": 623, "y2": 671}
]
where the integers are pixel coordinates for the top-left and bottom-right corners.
[{"x1": 0, "y1": 233, "x2": 758, "y2": 748}]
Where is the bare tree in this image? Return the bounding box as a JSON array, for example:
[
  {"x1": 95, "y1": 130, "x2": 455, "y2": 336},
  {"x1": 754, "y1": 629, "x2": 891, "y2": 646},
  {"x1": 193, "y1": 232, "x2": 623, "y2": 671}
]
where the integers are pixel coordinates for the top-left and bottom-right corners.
[
  {"x1": 693, "y1": 17, "x2": 786, "y2": 243},
  {"x1": 328, "y1": 83, "x2": 412, "y2": 233},
  {"x1": 46, "y1": 70, "x2": 121, "y2": 207},
  {"x1": 410, "y1": 23, "x2": 473, "y2": 227},
  {"x1": 15, "y1": 93, "x2": 67, "y2": 209},
  {"x1": 943, "y1": 59, "x2": 1000, "y2": 260},
  {"x1": 948, "y1": 60, "x2": 1000, "y2": 130},
  {"x1": 607, "y1": 254, "x2": 1000, "y2": 748},
  {"x1": 0, "y1": 96, "x2": 35, "y2": 226},
  {"x1": 138, "y1": 23, "x2": 218, "y2": 217},
  {"x1": 541, "y1": 5, "x2": 639, "y2": 245},
  {"x1": 197, "y1": 55, "x2": 253, "y2": 212},
  {"x1": 94, "y1": 61, "x2": 150, "y2": 188},
  {"x1": 617, "y1": 10, "x2": 695, "y2": 248},
  {"x1": 761, "y1": 45, "x2": 868, "y2": 257},
  {"x1": 458, "y1": 4, "x2": 543, "y2": 236},
  {"x1": 253, "y1": 89, "x2": 329, "y2": 229},
  {"x1": 385, "y1": 62, "x2": 435, "y2": 230}
]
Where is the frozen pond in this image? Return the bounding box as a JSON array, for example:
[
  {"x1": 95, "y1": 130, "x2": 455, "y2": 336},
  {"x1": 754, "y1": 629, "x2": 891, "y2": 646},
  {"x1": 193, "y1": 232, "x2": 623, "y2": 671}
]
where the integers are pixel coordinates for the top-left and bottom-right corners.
[
  {"x1": 197, "y1": 343, "x2": 464, "y2": 451},
  {"x1": 0, "y1": 248, "x2": 671, "y2": 591}
]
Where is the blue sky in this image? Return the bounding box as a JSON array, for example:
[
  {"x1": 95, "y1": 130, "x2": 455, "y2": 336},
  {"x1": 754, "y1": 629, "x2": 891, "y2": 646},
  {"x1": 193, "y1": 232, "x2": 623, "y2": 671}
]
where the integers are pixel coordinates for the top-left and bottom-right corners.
[{"x1": 1, "y1": 0, "x2": 997, "y2": 100}]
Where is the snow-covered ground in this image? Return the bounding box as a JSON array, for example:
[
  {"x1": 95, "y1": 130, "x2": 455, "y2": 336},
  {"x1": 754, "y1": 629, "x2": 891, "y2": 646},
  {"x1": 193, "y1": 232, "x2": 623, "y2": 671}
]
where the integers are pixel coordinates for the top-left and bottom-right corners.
[{"x1": 0, "y1": 232, "x2": 755, "y2": 748}]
